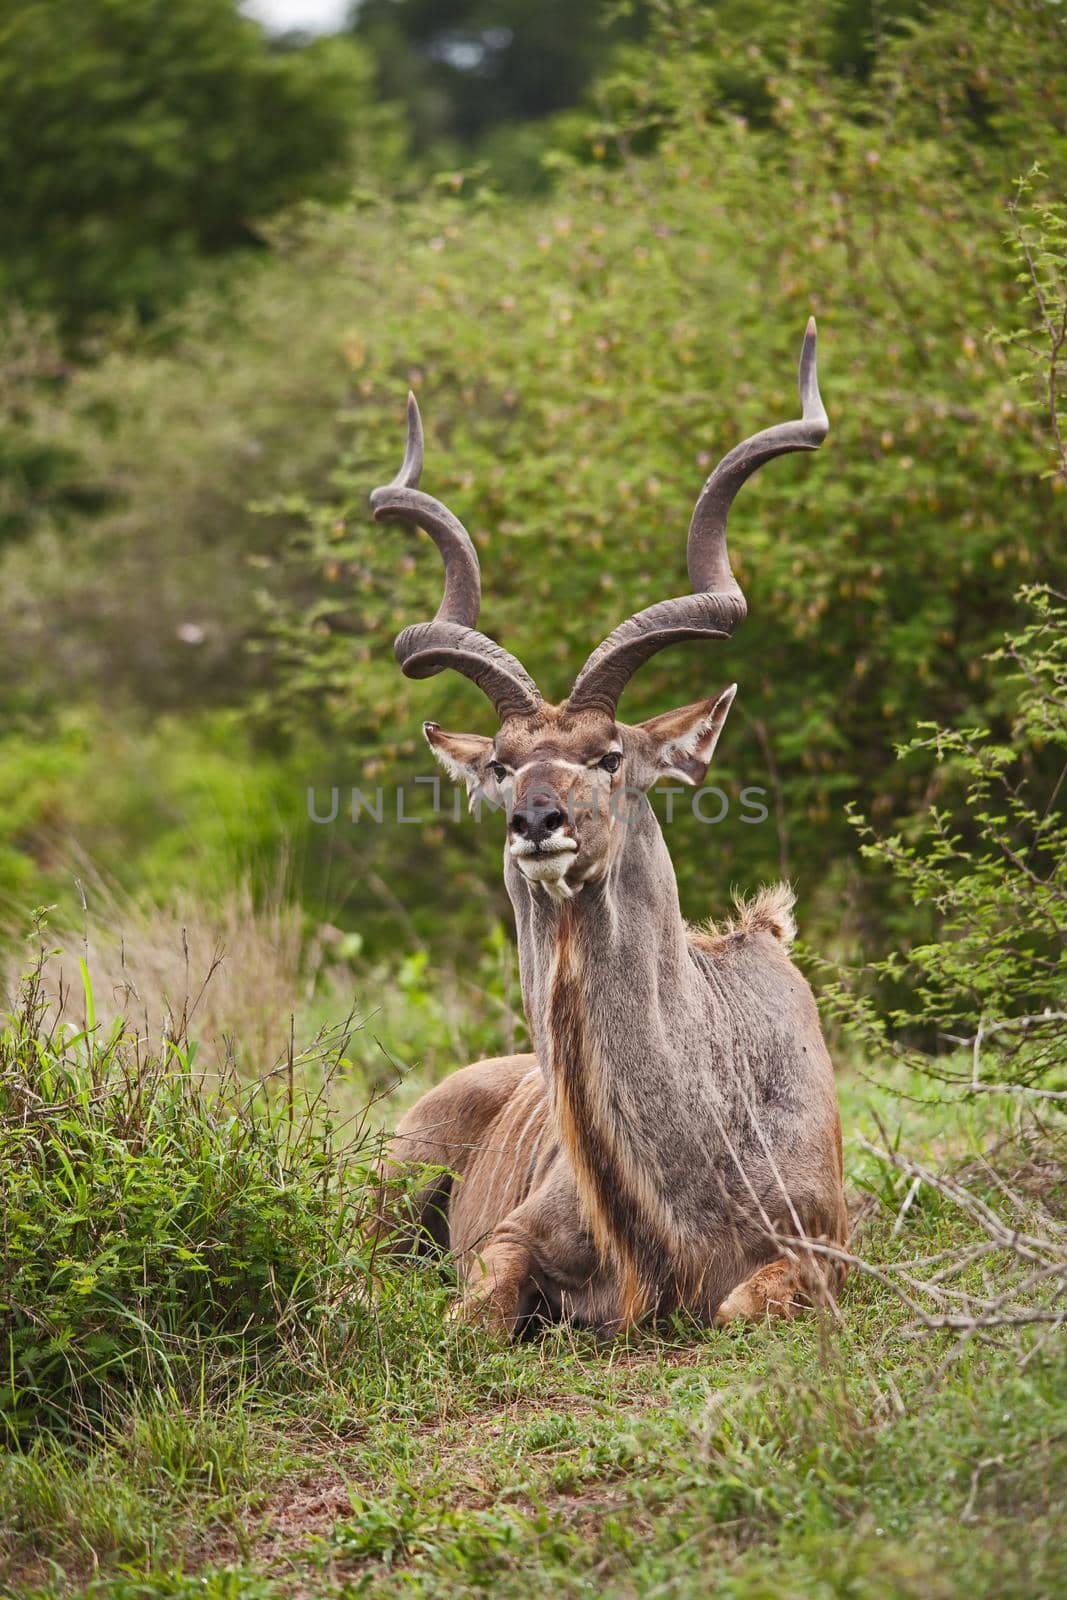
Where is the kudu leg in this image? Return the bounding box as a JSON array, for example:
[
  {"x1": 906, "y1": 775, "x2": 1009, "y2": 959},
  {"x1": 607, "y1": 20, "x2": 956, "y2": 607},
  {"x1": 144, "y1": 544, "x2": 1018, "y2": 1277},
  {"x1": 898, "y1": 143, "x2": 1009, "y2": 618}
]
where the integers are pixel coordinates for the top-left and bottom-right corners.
[
  {"x1": 454, "y1": 1176, "x2": 604, "y2": 1339},
  {"x1": 454, "y1": 1228, "x2": 536, "y2": 1336},
  {"x1": 372, "y1": 1053, "x2": 539, "y2": 1257},
  {"x1": 455, "y1": 1192, "x2": 565, "y2": 1337},
  {"x1": 713, "y1": 1252, "x2": 842, "y2": 1326}
]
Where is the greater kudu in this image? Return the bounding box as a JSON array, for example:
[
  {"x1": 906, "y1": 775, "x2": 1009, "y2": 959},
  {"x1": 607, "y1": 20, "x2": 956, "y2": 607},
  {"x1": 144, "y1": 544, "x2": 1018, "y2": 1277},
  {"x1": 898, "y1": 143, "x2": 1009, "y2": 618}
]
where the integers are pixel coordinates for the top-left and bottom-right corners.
[{"x1": 373, "y1": 321, "x2": 849, "y2": 1336}]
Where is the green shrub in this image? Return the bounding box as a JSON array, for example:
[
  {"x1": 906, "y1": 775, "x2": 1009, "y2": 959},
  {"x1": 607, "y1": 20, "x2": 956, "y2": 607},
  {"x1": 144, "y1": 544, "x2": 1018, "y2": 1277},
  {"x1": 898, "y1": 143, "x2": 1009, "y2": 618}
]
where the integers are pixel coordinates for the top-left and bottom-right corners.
[
  {"x1": 814, "y1": 171, "x2": 1067, "y2": 1093},
  {"x1": 0, "y1": 711, "x2": 309, "y2": 917},
  {"x1": 818, "y1": 581, "x2": 1067, "y2": 1091},
  {"x1": 0, "y1": 935, "x2": 377, "y2": 1442}
]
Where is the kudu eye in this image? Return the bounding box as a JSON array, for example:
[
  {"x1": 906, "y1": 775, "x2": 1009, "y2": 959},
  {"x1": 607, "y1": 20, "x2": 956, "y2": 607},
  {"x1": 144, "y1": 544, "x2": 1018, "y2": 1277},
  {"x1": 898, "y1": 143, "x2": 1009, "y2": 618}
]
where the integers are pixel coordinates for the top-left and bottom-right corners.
[
  {"x1": 598, "y1": 752, "x2": 622, "y2": 774},
  {"x1": 488, "y1": 761, "x2": 508, "y2": 783}
]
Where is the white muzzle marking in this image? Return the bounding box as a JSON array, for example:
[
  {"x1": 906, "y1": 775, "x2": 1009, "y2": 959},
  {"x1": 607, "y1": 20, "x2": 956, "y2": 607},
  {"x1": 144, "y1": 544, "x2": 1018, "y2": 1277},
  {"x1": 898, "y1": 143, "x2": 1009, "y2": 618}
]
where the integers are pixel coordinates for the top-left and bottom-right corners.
[{"x1": 510, "y1": 831, "x2": 579, "y2": 899}]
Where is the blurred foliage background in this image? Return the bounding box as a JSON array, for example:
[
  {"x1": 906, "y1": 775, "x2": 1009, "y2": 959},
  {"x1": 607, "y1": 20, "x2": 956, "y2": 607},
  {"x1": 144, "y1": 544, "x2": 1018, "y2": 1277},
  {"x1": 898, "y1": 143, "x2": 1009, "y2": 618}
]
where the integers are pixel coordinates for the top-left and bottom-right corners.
[{"x1": 0, "y1": 0, "x2": 1064, "y2": 1077}]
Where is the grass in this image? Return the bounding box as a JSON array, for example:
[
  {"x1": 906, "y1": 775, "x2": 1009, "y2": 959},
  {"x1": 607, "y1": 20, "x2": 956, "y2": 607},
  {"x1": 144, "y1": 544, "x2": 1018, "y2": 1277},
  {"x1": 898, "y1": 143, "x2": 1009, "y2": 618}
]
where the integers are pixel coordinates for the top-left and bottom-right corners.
[
  {"x1": 2, "y1": 860, "x2": 528, "y2": 1113},
  {"x1": 1, "y1": 939, "x2": 1064, "y2": 1599},
  {"x1": 0, "y1": 928, "x2": 385, "y2": 1447}
]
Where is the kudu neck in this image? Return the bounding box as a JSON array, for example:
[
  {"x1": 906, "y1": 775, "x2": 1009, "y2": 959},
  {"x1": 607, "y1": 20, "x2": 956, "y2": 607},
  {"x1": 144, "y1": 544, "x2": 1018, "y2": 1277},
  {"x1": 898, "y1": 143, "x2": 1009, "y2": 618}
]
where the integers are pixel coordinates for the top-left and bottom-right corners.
[
  {"x1": 509, "y1": 796, "x2": 689, "y2": 1057},
  {"x1": 597, "y1": 796, "x2": 686, "y2": 947}
]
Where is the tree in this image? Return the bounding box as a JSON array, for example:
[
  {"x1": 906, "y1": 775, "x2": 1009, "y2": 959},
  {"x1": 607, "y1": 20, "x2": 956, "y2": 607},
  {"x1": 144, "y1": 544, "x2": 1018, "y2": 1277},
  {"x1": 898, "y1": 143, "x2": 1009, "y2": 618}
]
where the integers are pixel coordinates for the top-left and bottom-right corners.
[
  {"x1": 0, "y1": 0, "x2": 378, "y2": 327},
  {"x1": 354, "y1": 0, "x2": 646, "y2": 153}
]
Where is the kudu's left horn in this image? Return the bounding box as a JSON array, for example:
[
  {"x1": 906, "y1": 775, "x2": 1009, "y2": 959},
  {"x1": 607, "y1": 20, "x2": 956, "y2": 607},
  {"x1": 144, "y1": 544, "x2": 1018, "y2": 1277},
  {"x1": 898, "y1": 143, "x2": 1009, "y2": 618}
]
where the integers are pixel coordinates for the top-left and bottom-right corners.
[
  {"x1": 371, "y1": 393, "x2": 542, "y2": 721},
  {"x1": 565, "y1": 319, "x2": 828, "y2": 718}
]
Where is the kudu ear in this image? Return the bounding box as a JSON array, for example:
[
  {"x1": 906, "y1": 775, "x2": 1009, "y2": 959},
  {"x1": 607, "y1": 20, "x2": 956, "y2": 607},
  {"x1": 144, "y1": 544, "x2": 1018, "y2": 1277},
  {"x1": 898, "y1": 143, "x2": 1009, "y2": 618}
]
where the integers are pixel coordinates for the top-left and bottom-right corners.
[
  {"x1": 638, "y1": 685, "x2": 738, "y2": 787},
  {"x1": 423, "y1": 721, "x2": 492, "y2": 796}
]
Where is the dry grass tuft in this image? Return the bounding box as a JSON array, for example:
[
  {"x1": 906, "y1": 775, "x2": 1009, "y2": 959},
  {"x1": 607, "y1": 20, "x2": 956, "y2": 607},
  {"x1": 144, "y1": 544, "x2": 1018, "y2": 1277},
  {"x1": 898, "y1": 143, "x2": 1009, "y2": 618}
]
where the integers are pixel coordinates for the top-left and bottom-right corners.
[{"x1": 4, "y1": 872, "x2": 352, "y2": 1074}]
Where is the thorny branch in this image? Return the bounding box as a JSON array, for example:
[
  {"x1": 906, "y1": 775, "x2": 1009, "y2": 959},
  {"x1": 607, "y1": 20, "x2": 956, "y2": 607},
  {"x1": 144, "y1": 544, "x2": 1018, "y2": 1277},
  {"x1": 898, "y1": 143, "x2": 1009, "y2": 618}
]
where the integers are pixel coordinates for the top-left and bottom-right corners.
[{"x1": 769, "y1": 1127, "x2": 1066, "y2": 1360}]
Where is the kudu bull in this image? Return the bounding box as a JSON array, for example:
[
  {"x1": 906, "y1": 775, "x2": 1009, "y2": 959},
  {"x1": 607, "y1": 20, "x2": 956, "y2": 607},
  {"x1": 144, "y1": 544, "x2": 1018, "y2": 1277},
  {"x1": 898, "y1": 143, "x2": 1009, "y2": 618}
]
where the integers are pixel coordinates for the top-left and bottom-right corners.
[{"x1": 372, "y1": 321, "x2": 849, "y2": 1336}]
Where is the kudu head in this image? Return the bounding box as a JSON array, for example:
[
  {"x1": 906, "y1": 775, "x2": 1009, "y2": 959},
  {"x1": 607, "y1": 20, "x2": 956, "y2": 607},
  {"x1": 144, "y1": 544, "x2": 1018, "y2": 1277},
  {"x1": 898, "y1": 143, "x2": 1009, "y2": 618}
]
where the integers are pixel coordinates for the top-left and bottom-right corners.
[{"x1": 371, "y1": 321, "x2": 827, "y2": 900}]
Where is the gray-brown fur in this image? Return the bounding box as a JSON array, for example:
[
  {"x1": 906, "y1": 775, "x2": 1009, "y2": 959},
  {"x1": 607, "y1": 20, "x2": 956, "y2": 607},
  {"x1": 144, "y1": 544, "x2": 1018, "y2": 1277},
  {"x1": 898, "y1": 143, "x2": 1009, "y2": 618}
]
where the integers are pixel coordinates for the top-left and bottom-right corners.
[{"x1": 374, "y1": 322, "x2": 849, "y2": 1336}]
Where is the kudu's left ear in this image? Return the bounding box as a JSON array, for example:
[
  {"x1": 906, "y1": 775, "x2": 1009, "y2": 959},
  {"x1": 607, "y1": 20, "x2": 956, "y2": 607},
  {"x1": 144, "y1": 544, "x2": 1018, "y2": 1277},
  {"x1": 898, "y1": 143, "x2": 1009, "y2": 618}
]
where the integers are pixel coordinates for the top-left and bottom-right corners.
[
  {"x1": 639, "y1": 685, "x2": 738, "y2": 787},
  {"x1": 423, "y1": 721, "x2": 493, "y2": 797}
]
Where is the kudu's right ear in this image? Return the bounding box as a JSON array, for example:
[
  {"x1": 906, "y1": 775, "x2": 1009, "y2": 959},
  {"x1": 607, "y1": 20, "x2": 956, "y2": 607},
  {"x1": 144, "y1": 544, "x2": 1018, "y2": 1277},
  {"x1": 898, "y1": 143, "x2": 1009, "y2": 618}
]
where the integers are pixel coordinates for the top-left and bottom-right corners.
[{"x1": 423, "y1": 721, "x2": 493, "y2": 798}]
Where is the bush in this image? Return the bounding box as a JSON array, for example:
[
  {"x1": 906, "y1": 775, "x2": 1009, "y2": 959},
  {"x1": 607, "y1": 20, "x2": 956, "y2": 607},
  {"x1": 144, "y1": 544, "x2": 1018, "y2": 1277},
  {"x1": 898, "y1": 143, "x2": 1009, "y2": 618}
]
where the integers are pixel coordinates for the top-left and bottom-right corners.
[
  {"x1": 0, "y1": 933, "x2": 377, "y2": 1443},
  {"x1": 819, "y1": 584, "x2": 1066, "y2": 1091},
  {"x1": 815, "y1": 172, "x2": 1067, "y2": 1095}
]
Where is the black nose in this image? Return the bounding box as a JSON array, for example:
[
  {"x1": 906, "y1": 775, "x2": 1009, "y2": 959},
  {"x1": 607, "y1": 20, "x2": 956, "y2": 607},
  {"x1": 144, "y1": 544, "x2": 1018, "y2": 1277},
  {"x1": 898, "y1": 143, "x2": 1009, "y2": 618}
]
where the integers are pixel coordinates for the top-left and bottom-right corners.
[{"x1": 511, "y1": 789, "x2": 566, "y2": 845}]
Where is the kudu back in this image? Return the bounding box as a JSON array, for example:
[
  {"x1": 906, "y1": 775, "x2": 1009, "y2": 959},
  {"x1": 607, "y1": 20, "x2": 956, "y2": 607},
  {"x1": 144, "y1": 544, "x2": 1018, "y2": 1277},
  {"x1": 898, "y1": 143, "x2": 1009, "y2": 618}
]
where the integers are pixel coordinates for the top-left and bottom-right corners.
[{"x1": 373, "y1": 321, "x2": 849, "y2": 1336}]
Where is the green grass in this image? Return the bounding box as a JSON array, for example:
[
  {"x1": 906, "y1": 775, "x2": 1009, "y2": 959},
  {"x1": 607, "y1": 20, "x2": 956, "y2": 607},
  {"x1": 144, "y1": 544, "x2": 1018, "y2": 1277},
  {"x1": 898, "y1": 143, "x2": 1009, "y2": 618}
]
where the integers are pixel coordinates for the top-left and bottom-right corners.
[
  {"x1": 1, "y1": 950, "x2": 1064, "y2": 1599},
  {"x1": 0, "y1": 937, "x2": 385, "y2": 1447}
]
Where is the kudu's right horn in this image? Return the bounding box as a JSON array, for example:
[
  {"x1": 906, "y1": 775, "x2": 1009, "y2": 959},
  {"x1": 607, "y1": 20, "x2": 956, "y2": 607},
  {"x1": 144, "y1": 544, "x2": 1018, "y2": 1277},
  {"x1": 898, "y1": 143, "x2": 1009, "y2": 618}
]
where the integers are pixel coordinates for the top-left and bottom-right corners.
[{"x1": 564, "y1": 319, "x2": 828, "y2": 718}]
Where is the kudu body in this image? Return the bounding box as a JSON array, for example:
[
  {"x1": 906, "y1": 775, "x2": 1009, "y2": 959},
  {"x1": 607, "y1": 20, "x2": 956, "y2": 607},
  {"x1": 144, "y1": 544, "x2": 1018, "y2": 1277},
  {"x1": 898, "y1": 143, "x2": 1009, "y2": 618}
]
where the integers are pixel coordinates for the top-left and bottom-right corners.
[{"x1": 374, "y1": 323, "x2": 849, "y2": 1335}]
